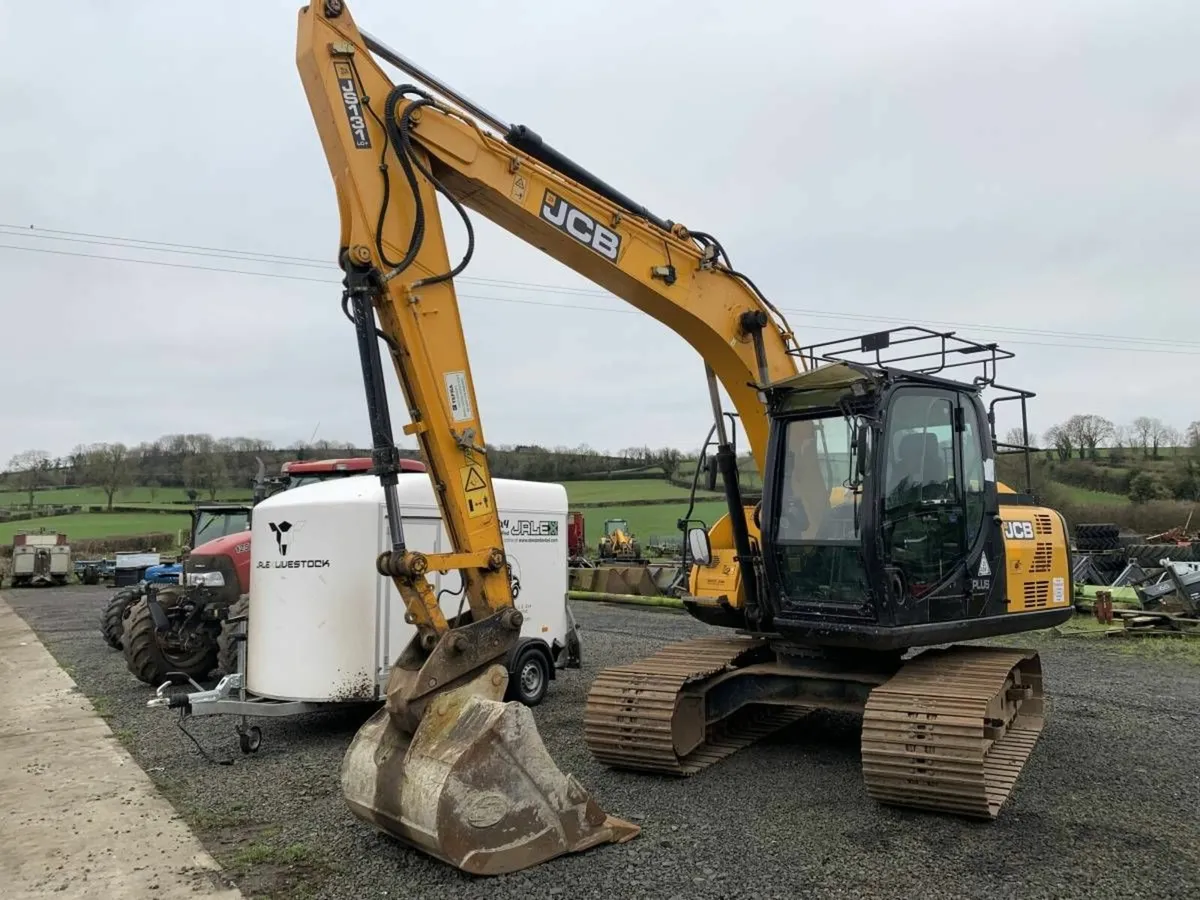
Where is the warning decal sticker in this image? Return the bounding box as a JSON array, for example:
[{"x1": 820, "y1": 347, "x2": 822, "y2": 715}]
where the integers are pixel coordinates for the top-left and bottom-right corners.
[{"x1": 460, "y1": 464, "x2": 491, "y2": 518}]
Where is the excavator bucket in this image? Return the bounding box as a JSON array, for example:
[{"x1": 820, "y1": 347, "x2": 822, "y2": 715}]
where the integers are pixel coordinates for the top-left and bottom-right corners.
[{"x1": 341, "y1": 664, "x2": 640, "y2": 876}]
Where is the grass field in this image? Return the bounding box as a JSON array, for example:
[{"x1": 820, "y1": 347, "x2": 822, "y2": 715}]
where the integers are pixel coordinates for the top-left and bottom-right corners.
[
  {"x1": 563, "y1": 479, "x2": 719, "y2": 504},
  {"x1": 582, "y1": 499, "x2": 729, "y2": 547},
  {"x1": 0, "y1": 486, "x2": 251, "y2": 509},
  {"x1": 1051, "y1": 483, "x2": 1129, "y2": 507},
  {"x1": 0, "y1": 512, "x2": 192, "y2": 545}
]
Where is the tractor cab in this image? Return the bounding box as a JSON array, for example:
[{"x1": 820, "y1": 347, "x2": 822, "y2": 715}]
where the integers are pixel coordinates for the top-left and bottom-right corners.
[
  {"x1": 604, "y1": 518, "x2": 631, "y2": 538},
  {"x1": 191, "y1": 504, "x2": 253, "y2": 549}
]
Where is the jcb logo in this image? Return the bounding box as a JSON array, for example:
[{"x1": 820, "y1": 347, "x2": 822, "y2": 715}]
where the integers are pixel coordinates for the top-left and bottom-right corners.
[
  {"x1": 1003, "y1": 520, "x2": 1035, "y2": 540},
  {"x1": 540, "y1": 191, "x2": 621, "y2": 261}
]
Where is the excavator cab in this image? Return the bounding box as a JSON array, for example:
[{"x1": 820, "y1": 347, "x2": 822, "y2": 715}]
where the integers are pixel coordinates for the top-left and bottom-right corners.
[
  {"x1": 685, "y1": 327, "x2": 1072, "y2": 648},
  {"x1": 756, "y1": 327, "x2": 1074, "y2": 648}
]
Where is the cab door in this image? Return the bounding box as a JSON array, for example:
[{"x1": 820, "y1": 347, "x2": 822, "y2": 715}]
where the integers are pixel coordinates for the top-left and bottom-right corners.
[{"x1": 879, "y1": 386, "x2": 991, "y2": 624}]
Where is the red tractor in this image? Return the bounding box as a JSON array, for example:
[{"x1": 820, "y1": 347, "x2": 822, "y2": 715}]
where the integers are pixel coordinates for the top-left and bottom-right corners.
[
  {"x1": 567, "y1": 510, "x2": 588, "y2": 566},
  {"x1": 102, "y1": 456, "x2": 427, "y2": 686}
]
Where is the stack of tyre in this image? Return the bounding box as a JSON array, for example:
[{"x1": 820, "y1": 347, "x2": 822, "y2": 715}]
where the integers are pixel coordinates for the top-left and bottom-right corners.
[
  {"x1": 1073, "y1": 523, "x2": 1121, "y2": 552},
  {"x1": 1072, "y1": 523, "x2": 1127, "y2": 584},
  {"x1": 1122, "y1": 541, "x2": 1199, "y2": 568}
]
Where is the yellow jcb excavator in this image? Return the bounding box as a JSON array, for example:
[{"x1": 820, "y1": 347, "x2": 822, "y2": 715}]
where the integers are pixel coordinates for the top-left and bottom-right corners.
[{"x1": 294, "y1": 0, "x2": 1074, "y2": 877}]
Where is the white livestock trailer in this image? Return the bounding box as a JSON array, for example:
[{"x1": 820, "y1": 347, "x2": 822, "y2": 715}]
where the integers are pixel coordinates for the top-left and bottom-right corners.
[{"x1": 150, "y1": 473, "x2": 582, "y2": 754}]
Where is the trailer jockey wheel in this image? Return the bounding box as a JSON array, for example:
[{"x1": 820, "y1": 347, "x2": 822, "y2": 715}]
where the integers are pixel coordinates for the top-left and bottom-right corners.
[{"x1": 237, "y1": 725, "x2": 262, "y2": 754}]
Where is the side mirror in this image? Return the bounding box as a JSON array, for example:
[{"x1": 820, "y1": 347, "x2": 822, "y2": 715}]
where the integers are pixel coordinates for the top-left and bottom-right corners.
[
  {"x1": 687, "y1": 527, "x2": 713, "y2": 567},
  {"x1": 704, "y1": 456, "x2": 718, "y2": 492}
]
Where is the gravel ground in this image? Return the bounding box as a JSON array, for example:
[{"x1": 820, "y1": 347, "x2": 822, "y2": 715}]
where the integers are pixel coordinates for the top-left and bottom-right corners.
[{"x1": 5, "y1": 584, "x2": 1200, "y2": 900}]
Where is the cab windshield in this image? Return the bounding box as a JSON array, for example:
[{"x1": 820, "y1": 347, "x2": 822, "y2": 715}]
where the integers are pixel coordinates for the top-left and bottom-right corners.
[
  {"x1": 776, "y1": 415, "x2": 861, "y2": 542},
  {"x1": 770, "y1": 413, "x2": 869, "y2": 610},
  {"x1": 194, "y1": 511, "x2": 250, "y2": 545}
]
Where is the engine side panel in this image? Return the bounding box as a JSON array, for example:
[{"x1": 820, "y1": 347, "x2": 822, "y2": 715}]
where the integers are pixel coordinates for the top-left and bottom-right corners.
[{"x1": 999, "y1": 503, "x2": 1071, "y2": 613}]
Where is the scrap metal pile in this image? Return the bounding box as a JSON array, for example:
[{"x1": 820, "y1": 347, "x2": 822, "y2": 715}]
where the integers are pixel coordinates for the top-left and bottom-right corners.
[{"x1": 1072, "y1": 521, "x2": 1200, "y2": 632}]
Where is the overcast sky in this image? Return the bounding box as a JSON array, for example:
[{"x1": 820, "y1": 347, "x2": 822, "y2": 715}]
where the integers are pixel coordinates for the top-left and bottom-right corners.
[{"x1": 2, "y1": 0, "x2": 1198, "y2": 467}]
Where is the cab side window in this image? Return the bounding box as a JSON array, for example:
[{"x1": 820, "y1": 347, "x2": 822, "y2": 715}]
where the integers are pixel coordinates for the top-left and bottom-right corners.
[{"x1": 960, "y1": 400, "x2": 987, "y2": 546}]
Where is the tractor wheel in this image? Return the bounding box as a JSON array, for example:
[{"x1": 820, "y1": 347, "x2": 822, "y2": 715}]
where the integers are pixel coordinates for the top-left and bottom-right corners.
[
  {"x1": 217, "y1": 594, "x2": 250, "y2": 677},
  {"x1": 122, "y1": 588, "x2": 218, "y2": 687},
  {"x1": 99, "y1": 586, "x2": 143, "y2": 651}
]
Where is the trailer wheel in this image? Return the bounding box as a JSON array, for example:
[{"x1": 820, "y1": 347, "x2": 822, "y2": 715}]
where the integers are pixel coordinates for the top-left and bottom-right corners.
[
  {"x1": 122, "y1": 589, "x2": 218, "y2": 687},
  {"x1": 100, "y1": 586, "x2": 142, "y2": 651},
  {"x1": 217, "y1": 594, "x2": 250, "y2": 677},
  {"x1": 508, "y1": 644, "x2": 550, "y2": 707}
]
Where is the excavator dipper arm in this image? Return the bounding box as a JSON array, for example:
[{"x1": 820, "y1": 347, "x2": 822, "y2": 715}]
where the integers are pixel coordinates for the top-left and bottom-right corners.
[{"x1": 293, "y1": 0, "x2": 805, "y2": 876}]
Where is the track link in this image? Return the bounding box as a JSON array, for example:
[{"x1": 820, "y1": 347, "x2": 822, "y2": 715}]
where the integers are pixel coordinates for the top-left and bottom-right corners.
[
  {"x1": 583, "y1": 635, "x2": 810, "y2": 775},
  {"x1": 586, "y1": 636, "x2": 1046, "y2": 819},
  {"x1": 861, "y1": 645, "x2": 1044, "y2": 819}
]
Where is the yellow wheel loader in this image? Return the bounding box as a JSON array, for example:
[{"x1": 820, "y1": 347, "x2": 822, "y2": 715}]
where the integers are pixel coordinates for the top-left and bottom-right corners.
[
  {"x1": 292, "y1": 0, "x2": 1073, "y2": 876},
  {"x1": 598, "y1": 517, "x2": 645, "y2": 563}
]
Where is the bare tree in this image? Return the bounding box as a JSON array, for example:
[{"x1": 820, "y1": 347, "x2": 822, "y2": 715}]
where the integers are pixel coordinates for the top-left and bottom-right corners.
[
  {"x1": 1160, "y1": 425, "x2": 1182, "y2": 457},
  {"x1": 1149, "y1": 418, "x2": 1171, "y2": 459},
  {"x1": 1188, "y1": 420, "x2": 1200, "y2": 452},
  {"x1": 1066, "y1": 414, "x2": 1114, "y2": 459},
  {"x1": 183, "y1": 439, "x2": 229, "y2": 501},
  {"x1": 79, "y1": 443, "x2": 137, "y2": 511},
  {"x1": 6, "y1": 449, "x2": 51, "y2": 507},
  {"x1": 654, "y1": 447, "x2": 683, "y2": 479},
  {"x1": 1002, "y1": 427, "x2": 1030, "y2": 448},
  {"x1": 1043, "y1": 424, "x2": 1072, "y2": 461},
  {"x1": 1131, "y1": 416, "x2": 1157, "y2": 459}
]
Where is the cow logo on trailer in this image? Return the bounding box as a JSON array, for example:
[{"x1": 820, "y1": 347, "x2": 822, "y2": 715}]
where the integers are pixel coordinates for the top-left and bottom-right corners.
[
  {"x1": 269, "y1": 521, "x2": 295, "y2": 556},
  {"x1": 258, "y1": 520, "x2": 330, "y2": 570}
]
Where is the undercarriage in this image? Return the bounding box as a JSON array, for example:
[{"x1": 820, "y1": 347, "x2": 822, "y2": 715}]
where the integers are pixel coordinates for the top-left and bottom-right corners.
[{"x1": 584, "y1": 634, "x2": 1045, "y2": 818}]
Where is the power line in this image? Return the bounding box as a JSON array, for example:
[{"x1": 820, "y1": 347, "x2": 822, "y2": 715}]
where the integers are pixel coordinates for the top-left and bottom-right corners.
[
  {"x1": 0, "y1": 223, "x2": 329, "y2": 267},
  {"x1": 4, "y1": 222, "x2": 1192, "y2": 349},
  {"x1": 1, "y1": 234, "x2": 1195, "y2": 356},
  {"x1": 6, "y1": 222, "x2": 1195, "y2": 348}
]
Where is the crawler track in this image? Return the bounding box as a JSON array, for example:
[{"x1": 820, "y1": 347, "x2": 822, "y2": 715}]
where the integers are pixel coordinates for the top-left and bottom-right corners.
[
  {"x1": 585, "y1": 636, "x2": 1046, "y2": 820},
  {"x1": 860, "y1": 645, "x2": 1044, "y2": 819},
  {"x1": 583, "y1": 635, "x2": 810, "y2": 775}
]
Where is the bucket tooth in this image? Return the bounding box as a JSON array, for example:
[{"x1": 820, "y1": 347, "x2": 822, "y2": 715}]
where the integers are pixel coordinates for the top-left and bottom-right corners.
[{"x1": 342, "y1": 664, "x2": 639, "y2": 875}]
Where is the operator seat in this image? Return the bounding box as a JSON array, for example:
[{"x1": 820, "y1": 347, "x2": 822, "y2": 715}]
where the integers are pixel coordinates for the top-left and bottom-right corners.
[{"x1": 894, "y1": 433, "x2": 946, "y2": 500}]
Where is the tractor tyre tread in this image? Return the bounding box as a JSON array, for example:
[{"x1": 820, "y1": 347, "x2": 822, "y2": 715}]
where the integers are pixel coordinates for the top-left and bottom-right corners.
[
  {"x1": 216, "y1": 594, "x2": 249, "y2": 677},
  {"x1": 122, "y1": 590, "x2": 217, "y2": 687},
  {"x1": 99, "y1": 586, "x2": 142, "y2": 651}
]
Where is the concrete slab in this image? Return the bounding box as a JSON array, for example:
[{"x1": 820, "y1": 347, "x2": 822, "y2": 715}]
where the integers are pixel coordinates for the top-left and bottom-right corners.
[{"x1": 0, "y1": 593, "x2": 243, "y2": 899}]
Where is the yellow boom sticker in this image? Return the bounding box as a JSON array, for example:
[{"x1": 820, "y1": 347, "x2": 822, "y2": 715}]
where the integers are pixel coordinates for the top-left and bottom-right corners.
[
  {"x1": 511, "y1": 173, "x2": 528, "y2": 203},
  {"x1": 460, "y1": 464, "x2": 491, "y2": 518}
]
